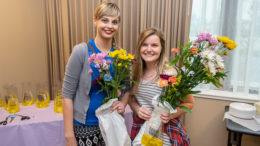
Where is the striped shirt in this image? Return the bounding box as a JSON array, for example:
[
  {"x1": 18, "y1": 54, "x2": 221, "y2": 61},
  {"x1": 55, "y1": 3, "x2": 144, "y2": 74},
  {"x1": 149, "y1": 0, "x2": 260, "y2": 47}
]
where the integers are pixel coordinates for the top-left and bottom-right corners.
[{"x1": 135, "y1": 80, "x2": 171, "y2": 146}]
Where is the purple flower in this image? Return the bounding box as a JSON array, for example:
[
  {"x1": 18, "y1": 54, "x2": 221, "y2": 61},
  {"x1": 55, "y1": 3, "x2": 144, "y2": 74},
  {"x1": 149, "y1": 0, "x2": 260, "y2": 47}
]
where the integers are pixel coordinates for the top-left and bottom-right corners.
[
  {"x1": 196, "y1": 32, "x2": 212, "y2": 43},
  {"x1": 160, "y1": 74, "x2": 170, "y2": 80}
]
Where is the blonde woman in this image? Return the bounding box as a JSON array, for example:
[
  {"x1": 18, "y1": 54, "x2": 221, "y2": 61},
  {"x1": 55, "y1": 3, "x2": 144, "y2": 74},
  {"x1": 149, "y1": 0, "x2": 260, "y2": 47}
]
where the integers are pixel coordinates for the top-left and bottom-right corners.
[
  {"x1": 129, "y1": 28, "x2": 194, "y2": 145},
  {"x1": 62, "y1": 2, "x2": 126, "y2": 146}
]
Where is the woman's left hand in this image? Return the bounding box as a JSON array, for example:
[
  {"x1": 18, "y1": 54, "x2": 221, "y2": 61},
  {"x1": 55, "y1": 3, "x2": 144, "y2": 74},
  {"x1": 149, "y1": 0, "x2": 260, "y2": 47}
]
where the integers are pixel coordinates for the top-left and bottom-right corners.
[
  {"x1": 111, "y1": 101, "x2": 125, "y2": 114},
  {"x1": 160, "y1": 112, "x2": 172, "y2": 124}
]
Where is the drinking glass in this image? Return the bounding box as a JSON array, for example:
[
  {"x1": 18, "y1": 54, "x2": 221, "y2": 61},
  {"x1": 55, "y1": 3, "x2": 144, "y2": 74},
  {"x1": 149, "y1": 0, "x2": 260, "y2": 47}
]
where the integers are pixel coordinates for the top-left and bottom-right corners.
[
  {"x1": 22, "y1": 90, "x2": 34, "y2": 106},
  {"x1": 54, "y1": 89, "x2": 63, "y2": 113},
  {"x1": 36, "y1": 91, "x2": 48, "y2": 108},
  {"x1": 7, "y1": 95, "x2": 20, "y2": 114},
  {"x1": 22, "y1": 82, "x2": 34, "y2": 106},
  {"x1": 0, "y1": 93, "x2": 3, "y2": 107}
]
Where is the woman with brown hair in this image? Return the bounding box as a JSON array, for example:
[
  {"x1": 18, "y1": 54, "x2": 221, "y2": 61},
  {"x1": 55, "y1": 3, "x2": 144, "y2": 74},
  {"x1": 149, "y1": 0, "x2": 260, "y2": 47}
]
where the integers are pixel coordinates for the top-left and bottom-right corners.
[{"x1": 129, "y1": 28, "x2": 194, "y2": 146}]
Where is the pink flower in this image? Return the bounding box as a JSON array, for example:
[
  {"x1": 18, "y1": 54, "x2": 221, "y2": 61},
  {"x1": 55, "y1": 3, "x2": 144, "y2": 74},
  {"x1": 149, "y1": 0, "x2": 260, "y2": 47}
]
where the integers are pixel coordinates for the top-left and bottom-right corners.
[
  {"x1": 106, "y1": 59, "x2": 112, "y2": 65},
  {"x1": 99, "y1": 69, "x2": 101, "y2": 72},
  {"x1": 88, "y1": 69, "x2": 93, "y2": 74},
  {"x1": 95, "y1": 53, "x2": 107, "y2": 65},
  {"x1": 209, "y1": 38, "x2": 218, "y2": 45},
  {"x1": 88, "y1": 54, "x2": 96, "y2": 63},
  {"x1": 95, "y1": 64, "x2": 100, "y2": 68}
]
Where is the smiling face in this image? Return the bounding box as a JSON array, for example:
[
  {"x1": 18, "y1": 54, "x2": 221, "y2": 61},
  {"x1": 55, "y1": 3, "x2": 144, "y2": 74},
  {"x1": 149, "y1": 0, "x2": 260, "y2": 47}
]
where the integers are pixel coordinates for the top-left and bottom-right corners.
[
  {"x1": 140, "y1": 34, "x2": 162, "y2": 65},
  {"x1": 94, "y1": 15, "x2": 119, "y2": 40}
]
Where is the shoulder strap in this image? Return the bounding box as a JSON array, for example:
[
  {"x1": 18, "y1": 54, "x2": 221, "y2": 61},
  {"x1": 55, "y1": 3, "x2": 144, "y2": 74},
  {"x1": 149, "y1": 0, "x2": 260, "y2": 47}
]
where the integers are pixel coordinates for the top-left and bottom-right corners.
[{"x1": 87, "y1": 43, "x2": 96, "y2": 54}]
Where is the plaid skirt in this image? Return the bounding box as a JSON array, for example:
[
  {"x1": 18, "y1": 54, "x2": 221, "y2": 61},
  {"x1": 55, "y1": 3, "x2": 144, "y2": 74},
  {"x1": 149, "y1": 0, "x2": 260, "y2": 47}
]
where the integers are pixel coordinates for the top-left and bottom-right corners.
[
  {"x1": 130, "y1": 116, "x2": 190, "y2": 146},
  {"x1": 74, "y1": 125, "x2": 105, "y2": 146}
]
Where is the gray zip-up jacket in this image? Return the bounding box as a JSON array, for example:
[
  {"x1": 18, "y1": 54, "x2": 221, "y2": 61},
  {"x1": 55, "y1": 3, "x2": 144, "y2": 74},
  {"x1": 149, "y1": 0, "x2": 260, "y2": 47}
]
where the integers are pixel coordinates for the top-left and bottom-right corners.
[{"x1": 62, "y1": 42, "x2": 91, "y2": 124}]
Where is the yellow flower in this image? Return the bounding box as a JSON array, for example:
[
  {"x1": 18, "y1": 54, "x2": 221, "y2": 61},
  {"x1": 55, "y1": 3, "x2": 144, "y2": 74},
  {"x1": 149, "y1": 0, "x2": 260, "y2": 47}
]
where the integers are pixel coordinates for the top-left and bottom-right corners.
[
  {"x1": 127, "y1": 54, "x2": 134, "y2": 60},
  {"x1": 221, "y1": 36, "x2": 230, "y2": 43},
  {"x1": 109, "y1": 51, "x2": 116, "y2": 58},
  {"x1": 118, "y1": 63, "x2": 122, "y2": 66},
  {"x1": 118, "y1": 54, "x2": 127, "y2": 60},
  {"x1": 174, "y1": 75, "x2": 182, "y2": 86},
  {"x1": 225, "y1": 41, "x2": 237, "y2": 50},
  {"x1": 125, "y1": 65, "x2": 128, "y2": 68},
  {"x1": 224, "y1": 50, "x2": 229, "y2": 56},
  {"x1": 218, "y1": 51, "x2": 222, "y2": 55},
  {"x1": 119, "y1": 49, "x2": 127, "y2": 54},
  {"x1": 217, "y1": 36, "x2": 221, "y2": 41}
]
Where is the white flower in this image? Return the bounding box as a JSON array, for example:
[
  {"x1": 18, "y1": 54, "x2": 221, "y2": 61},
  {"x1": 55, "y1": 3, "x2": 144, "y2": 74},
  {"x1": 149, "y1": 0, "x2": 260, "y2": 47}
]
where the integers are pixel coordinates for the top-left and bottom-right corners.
[
  {"x1": 163, "y1": 64, "x2": 177, "y2": 76},
  {"x1": 103, "y1": 63, "x2": 110, "y2": 70},
  {"x1": 216, "y1": 55, "x2": 224, "y2": 69},
  {"x1": 200, "y1": 49, "x2": 216, "y2": 61},
  {"x1": 208, "y1": 61, "x2": 216, "y2": 75}
]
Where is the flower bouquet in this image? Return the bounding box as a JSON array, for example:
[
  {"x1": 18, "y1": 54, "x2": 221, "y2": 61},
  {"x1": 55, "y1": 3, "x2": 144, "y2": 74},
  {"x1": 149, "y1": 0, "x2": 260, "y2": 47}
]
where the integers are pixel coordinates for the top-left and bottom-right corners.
[
  {"x1": 89, "y1": 48, "x2": 134, "y2": 146},
  {"x1": 137, "y1": 32, "x2": 237, "y2": 146},
  {"x1": 88, "y1": 49, "x2": 134, "y2": 103},
  {"x1": 158, "y1": 32, "x2": 236, "y2": 112}
]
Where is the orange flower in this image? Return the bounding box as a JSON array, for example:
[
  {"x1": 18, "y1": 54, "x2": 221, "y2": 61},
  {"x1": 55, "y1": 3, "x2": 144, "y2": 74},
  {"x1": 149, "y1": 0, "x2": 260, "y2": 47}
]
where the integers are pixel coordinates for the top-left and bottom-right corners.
[
  {"x1": 158, "y1": 79, "x2": 168, "y2": 87},
  {"x1": 171, "y1": 48, "x2": 180, "y2": 53},
  {"x1": 168, "y1": 76, "x2": 176, "y2": 84},
  {"x1": 189, "y1": 47, "x2": 198, "y2": 54}
]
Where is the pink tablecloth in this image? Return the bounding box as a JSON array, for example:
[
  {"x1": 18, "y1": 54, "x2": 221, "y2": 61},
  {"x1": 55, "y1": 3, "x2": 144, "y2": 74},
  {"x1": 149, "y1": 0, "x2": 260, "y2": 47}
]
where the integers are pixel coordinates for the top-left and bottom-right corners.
[
  {"x1": 0, "y1": 101, "x2": 65, "y2": 146},
  {"x1": 0, "y1": 102, "x2": 134, "y2": 146}
]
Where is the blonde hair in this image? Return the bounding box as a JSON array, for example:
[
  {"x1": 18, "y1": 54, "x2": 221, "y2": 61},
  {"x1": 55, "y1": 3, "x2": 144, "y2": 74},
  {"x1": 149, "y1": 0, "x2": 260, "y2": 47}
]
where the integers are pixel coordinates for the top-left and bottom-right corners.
[
  {"x1": 94, "y1": 2, "x2": 120, "y2": 48},
  {"x1": 132, "y1": 28, "x2": 168, "y2": 93}
]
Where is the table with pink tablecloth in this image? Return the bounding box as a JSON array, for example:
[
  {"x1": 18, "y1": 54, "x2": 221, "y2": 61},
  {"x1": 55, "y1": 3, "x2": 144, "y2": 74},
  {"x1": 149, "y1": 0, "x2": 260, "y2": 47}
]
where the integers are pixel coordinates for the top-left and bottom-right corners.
[
  {"x1": 0, "y1": 101, "x2": 65, "y2": 146},
  {"x1": 0, "y1": 102, "x2": 134, "y2": 146}
]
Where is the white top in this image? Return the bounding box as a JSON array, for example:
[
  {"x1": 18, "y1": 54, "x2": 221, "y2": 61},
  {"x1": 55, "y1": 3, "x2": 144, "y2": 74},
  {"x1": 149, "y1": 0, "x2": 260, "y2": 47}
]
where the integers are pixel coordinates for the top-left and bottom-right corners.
[{"x1": 135, "y1": 80, "x2": 171, "y2": 146}]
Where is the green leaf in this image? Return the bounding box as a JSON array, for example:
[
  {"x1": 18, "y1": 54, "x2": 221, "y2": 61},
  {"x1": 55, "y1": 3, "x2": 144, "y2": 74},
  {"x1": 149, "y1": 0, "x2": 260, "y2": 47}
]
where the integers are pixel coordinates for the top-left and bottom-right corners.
[
  {"x1": 179, "y1": 106, "x2": 192, "y2": 113},
  {"x1": 119, "y1": 85, "x2": 126, "y2": 90},
  {"x1": 169, "y1": 55, "x2": 181, "y2": 66}
]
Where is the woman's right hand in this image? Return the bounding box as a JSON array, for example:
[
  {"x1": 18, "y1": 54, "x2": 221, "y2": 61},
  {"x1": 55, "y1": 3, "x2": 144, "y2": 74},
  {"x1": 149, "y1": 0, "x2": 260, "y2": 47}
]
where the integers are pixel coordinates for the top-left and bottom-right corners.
[
  {"x1": 137, "y1": 106, "x2": 151, "y2": 120},
  {"x1": 65, "y1": 133, "x2": 77, "y2": 146}
]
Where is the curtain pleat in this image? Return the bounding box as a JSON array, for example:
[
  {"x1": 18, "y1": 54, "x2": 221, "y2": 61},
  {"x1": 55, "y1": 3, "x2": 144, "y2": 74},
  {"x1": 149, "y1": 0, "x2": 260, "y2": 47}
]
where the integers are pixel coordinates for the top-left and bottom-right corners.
[{"x1": 43, "y1": 0, "x2": 193, "y2": 97}]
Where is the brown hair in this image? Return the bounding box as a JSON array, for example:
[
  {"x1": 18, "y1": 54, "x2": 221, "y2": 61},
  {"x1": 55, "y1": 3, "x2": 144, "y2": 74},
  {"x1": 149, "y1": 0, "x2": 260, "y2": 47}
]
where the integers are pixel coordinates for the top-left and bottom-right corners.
[{"x1": 132, "y1": 28, "x2": 168, "y2": 93}]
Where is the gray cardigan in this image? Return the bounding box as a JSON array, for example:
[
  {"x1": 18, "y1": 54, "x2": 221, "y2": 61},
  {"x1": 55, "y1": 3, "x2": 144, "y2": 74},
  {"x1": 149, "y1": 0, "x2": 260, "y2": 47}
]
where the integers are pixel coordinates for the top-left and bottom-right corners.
[{"x1": 62, "y1": 42, "x2": 91, "y2": 124}]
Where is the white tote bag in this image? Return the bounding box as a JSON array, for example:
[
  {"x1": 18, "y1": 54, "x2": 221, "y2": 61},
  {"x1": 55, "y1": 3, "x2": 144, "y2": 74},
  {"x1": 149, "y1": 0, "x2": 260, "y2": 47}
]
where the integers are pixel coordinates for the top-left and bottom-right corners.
[
  {"x1": 96, "y1": 98, "x2": 131, "y2": 146},
  {"x1": 132, "y1": 94, "x2": 177, "y2": 146}
]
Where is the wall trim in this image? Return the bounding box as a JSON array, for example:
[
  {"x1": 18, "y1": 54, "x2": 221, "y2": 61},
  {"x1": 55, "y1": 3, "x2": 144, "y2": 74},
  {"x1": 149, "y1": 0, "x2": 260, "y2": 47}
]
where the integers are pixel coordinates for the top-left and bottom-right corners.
[{"x1": 193, "y1": 90, "x2": 260, "y2": 103}]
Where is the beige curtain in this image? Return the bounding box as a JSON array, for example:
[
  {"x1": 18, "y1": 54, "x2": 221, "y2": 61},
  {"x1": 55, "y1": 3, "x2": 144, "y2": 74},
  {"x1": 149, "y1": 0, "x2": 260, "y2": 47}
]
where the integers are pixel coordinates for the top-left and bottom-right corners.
[{"x1": 43, "y1": 0, "x2": 193, "y2": 97}]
